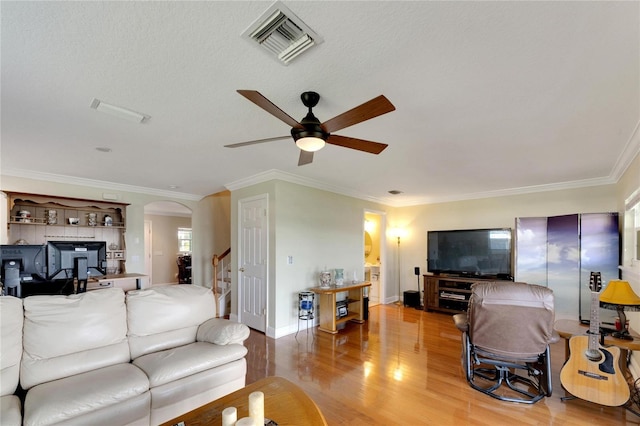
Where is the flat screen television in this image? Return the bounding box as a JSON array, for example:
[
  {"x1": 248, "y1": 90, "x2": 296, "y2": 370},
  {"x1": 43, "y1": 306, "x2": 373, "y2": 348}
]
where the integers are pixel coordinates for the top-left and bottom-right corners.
[
  {"x1": 46, "y1": 241, "x2": 107, "y2": 281},
  {"x1": 427, "y1": 228, "x2": 513, "y2": 279},
  {"x1": 0, "y1": 244, "x2": 47, "y2": 282}
]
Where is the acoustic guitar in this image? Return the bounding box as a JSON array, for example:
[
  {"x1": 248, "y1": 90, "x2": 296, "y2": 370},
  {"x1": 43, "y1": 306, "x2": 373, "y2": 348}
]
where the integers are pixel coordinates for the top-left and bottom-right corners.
[{"x1": 560, "y1": 272, "x2": 630, "y2": 406}]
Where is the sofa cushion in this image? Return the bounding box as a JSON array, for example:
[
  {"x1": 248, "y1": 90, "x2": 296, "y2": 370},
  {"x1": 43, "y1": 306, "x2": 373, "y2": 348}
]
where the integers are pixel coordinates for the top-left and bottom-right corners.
[
  {"x1": 23, "y1": 363, "x2": 149, "y2": 426},
  {"x1": 197, "y1": 318, "x2": 250, "y2": 346},
  {"x1": 21, "y1": 288, "x2": 130, "y2": 390},
  {"x1": 127, "y1": 285, "x2": 216, "y2": 359},
  {"x1": 0, "y1": 297, "x2": 23, "y2": 397},
  {"x1": 133, "y1": 341, "x2": 248, "y2": 388},
  {"x1": 0, "y1": 395, "x2": 22, "y2": 426}
]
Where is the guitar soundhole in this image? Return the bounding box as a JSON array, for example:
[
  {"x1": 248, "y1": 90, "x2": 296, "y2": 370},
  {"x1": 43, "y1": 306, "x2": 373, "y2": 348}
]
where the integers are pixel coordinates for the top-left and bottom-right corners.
[{"x1": 585, "y1": 349, "x2": 602, "y2": 363}]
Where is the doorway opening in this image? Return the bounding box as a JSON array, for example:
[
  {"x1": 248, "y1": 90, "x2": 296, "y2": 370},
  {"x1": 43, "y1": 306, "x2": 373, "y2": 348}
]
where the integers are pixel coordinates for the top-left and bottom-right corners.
[
  {"x1": 144, "y1": 201, "x2": 192, "y2": 286},
  {"x1": 364, "y1": 210, "x2": 386, "y2": 306}
]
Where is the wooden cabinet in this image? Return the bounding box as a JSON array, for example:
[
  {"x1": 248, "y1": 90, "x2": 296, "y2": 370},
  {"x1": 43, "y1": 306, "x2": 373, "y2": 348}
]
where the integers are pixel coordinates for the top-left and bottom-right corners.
[
  {"x1": 311, "y1": 282, "x2": 371, "y2": 334},
  {"x1": 423, "y1": 275, "x2": 511, "y2": 314},
  {"x1": 5, "y1": 192, "x2": 129, "y2": 274},
  {"x1": 88, "y1": 273, "x2": 149, "y2": 292}
]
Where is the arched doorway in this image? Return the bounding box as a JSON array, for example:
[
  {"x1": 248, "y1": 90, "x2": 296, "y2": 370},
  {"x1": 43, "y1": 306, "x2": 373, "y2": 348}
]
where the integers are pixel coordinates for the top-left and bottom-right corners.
[{"x1": 144, "y1": 201, "x2": 192, "y2": 285}]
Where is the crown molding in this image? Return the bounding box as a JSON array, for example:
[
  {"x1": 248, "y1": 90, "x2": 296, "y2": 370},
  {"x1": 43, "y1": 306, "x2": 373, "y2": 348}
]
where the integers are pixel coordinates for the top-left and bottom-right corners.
[
  {"x1": 225, "y1": 168, "x2": 621, "y2": 208},
  {"x1": 393, "y1": 176, "x2": 618, "y2": 207},
  {"x1": 2, "y1": 168, "x2": 203, "y2": 201},
  {"x1": 611, "y1": 119, "x2": 640, "y2": 182},
  {"x1": 225, "y1": 169, "x2": 387, "y2": 204}
]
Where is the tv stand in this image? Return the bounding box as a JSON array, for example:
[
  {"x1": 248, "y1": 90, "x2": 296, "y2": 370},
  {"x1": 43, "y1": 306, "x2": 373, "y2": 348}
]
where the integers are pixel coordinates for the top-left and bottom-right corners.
[{"x1": 423, "y1": 274, "x2": 512, "y2": 314}]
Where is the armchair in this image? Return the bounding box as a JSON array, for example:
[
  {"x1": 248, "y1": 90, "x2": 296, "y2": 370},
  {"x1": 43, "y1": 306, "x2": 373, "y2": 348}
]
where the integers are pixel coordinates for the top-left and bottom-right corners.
[{"x1": 453, "y1": 281, "x2": 558, "y2": 403}]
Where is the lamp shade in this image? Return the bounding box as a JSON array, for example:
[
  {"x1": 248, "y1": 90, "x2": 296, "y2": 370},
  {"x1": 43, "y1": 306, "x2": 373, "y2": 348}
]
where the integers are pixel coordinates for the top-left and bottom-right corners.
[{"x1": 600, "y1": 280, "x2": 640, "y2": 306}]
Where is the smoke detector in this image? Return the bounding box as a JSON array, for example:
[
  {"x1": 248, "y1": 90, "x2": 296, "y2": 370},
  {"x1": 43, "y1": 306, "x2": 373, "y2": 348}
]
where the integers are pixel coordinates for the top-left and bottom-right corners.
[{"x1": 242, "y1": 1, "x2": 324, "y2": 65}]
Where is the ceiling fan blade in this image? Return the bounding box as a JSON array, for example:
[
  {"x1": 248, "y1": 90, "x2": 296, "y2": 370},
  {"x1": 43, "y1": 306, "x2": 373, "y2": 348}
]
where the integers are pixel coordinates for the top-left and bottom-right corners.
[
  {"x1": 224, "y1": 136, "x2": 290, "y2": 148},
  {"x1": 298, "y1": 150, "x2": 314, "y2": 166},
  {"x1": 326, "y1": 134, "x2": 388, "y2": 154},
  {"x1": 321, "y1": 95, "x2": 395, "y2": 133},
  {"x1": 237, "y1": 90, "x2": 302, "y2": 129}
]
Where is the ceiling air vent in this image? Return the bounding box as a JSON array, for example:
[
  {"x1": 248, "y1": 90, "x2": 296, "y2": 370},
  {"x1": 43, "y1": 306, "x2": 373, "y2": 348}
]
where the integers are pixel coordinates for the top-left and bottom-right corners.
[{"x1": 242, "y1": 1, "x2": 324, "y2": 65}]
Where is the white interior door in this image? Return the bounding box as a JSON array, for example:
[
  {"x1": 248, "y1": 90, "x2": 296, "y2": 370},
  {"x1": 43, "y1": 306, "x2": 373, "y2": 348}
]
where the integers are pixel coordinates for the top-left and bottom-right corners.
[{"x1": 238, "y1": 195, "x2": 268, "y2": 332}]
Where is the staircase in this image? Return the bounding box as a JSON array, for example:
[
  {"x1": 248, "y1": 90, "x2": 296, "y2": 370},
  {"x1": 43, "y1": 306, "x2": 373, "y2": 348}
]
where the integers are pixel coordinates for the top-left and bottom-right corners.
[{"x1": 212, "y1": 248, "x2": 231, "y2": 318}]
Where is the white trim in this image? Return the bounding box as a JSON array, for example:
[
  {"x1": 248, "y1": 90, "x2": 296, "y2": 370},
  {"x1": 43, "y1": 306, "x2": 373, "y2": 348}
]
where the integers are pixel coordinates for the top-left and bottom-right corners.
[
  {"x1": 225, "y1": 169, "x2": 627, "y2": 208},
  {"x1": 611, "y1": 119, "x2": 640, "y2": 182}
]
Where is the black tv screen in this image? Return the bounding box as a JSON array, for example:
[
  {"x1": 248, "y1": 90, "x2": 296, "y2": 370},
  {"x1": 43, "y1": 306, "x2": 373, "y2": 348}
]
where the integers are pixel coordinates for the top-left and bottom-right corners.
[
  {"x1": 427, "y1": 228, "x2": 513, "y2": 279},
  {"x1": 46, "y1": 241, "x2": 107, "y2": 280}
]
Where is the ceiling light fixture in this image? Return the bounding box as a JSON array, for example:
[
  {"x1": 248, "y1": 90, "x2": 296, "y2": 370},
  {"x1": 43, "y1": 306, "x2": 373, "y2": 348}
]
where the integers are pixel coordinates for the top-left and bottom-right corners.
[
  {"x1": 90, "y1": 98, "x2": 150, "y2": 124},
  {"x1": 295, "y1": 136, "x2": 325, "y2": 152},
  {"x1": 291, "y1": 91, "x2": 327, "y2": 152},
  {"x1": 388, "y1": 190, "x2": 403, "y2": 195},
  {"x1": 95, "y1": 147, "x2": 112, "y2": 153}
]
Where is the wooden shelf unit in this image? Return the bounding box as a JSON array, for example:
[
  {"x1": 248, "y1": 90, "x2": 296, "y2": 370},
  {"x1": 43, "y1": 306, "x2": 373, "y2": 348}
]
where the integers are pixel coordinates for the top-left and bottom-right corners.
[
  {"x1": 423, "y1": 275, "x2": 511, "y2": 314},
  {"x1": 311, "y1": 282, "x2": 371, "y2": 334},
  {"x1": 5, "y1": 192, "x2": 129, "y2": 274}
]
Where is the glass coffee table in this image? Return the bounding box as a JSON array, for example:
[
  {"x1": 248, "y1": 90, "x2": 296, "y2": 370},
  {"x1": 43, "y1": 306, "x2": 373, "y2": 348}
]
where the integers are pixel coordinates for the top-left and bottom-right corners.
[{"x1": 160, "y1": 376, "x2": 327, "y2": 426}]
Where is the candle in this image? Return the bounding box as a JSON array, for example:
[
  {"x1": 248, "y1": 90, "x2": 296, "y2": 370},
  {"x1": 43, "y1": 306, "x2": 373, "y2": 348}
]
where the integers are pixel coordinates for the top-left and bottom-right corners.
[
  {"x1": 235, "y1": 418, "x2": 255, "y2": 426},
  {"x1": 248, "y1": 391, "x2": 264, "y2": 425},
  {"x1": 222, "y1": 407, "x2": 237, "y2": 426}
]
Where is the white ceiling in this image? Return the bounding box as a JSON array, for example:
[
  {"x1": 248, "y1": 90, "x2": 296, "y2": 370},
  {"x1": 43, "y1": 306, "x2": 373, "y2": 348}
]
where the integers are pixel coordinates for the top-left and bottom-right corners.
[{"x1": 2, "y1": 1, "x2": 638, "y2": 207}]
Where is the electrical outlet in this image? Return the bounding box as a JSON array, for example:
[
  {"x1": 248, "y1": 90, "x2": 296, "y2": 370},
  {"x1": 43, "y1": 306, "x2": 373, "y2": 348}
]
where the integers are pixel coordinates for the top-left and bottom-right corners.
[{"x1": 287, "y1": 255, "x2": 293, "y2": 265}]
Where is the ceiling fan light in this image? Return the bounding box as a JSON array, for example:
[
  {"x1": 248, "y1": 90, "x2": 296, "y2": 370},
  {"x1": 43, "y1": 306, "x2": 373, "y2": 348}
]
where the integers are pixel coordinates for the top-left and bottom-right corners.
[{"x1": 296, "y1": 137, "x2": 325, "y2": 152}]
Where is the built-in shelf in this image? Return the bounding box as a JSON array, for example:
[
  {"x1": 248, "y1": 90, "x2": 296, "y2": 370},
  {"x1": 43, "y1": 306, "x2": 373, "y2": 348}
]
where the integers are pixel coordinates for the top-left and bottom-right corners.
[{"x1": 5, "y1": 192, "x2": 129, "y2": 274}]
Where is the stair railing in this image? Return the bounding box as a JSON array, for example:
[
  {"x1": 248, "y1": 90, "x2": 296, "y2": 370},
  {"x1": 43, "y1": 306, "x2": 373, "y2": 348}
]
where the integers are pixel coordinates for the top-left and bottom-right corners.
[{"x1": 212, "y1": 248, "x2": 231, "y2": 318}]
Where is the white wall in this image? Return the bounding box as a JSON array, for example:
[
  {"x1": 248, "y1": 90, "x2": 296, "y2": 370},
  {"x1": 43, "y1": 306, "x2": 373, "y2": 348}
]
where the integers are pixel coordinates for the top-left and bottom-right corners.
[
  {"x1": 191, "y1": 191, "x2": 231, "y2": 288},
  {"x1": 230, "y1": 178, "x2": 624, "y2": 338},
  {"x1": 393, "y1": 184, "x2": 618, "y2": 319},
  {"x1": 231, "y1": 180, "x2": 391, "y2": 338}
]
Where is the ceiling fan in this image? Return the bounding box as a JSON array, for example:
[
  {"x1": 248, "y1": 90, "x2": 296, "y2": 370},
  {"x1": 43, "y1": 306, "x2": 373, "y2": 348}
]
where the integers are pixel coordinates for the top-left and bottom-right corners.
[{"x1": 224, "y1": 90, "x2": 396, "y2": 166}]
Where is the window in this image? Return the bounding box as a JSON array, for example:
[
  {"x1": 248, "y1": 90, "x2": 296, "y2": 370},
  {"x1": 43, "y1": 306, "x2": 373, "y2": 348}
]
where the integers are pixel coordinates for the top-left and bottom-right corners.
[{"x1": 178, "y1": 228, "x2": 192, "y2": 253}]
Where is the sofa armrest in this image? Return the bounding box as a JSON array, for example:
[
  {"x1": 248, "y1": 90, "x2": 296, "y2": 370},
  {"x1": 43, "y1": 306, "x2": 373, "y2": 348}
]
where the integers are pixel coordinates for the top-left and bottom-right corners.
[{"x1": 197, "y1": 319, "x2": 250, "y2": 346}]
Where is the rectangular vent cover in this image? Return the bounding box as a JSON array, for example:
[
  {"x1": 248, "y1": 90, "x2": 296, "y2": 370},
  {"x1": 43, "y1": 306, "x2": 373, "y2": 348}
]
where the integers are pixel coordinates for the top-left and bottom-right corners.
[{"x1": 242, "y1": 1, "x2": 323, "y2": 65}]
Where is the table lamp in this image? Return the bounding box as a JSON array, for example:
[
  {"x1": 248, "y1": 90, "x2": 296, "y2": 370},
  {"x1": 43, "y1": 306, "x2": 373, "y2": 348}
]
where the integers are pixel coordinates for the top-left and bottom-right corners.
[{"x1": 599, "y1": 280, "x2": 640, "y2": 340}]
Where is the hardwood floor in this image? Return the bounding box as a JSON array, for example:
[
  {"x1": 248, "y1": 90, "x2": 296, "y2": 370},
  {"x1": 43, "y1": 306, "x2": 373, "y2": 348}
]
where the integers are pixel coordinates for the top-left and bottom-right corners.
[{"x1": 244, "y1": 304, "x2": 640, "y2": 425}]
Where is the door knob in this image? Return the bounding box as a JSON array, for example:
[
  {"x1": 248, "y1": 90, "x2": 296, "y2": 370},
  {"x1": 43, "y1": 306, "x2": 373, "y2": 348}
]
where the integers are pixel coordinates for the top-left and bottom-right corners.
[{"x1": 239, "y1": 268, "x2": 245, "y2": 272}]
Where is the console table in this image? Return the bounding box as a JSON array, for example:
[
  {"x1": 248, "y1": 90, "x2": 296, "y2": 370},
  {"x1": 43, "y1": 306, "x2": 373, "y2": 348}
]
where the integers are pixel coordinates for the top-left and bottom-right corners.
[
  {"x1": 311, "y1": 281, "x2": 371, "y2": 334},
  {"x1": 554, "y1": 319, "x2": 640, "y2": 369}
]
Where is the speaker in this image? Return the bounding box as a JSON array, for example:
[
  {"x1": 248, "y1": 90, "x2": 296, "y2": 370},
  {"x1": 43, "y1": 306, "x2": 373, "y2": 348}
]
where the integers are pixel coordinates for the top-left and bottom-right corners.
[{"x1": 414, "y1": 266, "x2": 420, "y2": 275}]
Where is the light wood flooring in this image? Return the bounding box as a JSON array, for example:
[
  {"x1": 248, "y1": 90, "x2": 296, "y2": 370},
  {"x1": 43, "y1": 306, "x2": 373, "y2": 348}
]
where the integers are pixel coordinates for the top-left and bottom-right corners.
[{"x1": 244, "y1": 304, "x2": 640, "y2": 425}]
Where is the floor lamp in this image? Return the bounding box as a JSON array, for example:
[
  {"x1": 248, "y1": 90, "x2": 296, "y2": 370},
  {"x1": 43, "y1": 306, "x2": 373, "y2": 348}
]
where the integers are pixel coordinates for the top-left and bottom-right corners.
[{"x1": 390, "y1": 228, "x2": 404, "y2": 306}]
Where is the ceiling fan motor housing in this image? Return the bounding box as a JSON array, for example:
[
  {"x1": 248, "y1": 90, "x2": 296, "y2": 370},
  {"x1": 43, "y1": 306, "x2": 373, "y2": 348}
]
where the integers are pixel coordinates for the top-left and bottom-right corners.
[
  {"x1": 291, "y1": 112, "x2": 329, "y2": 141},
  {"x1": 292, "y1": 92, "x2": 328, "y2": 141}
]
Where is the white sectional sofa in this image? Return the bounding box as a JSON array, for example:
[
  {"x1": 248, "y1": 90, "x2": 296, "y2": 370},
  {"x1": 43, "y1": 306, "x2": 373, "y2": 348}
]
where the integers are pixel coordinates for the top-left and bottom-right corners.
[
  {"x1": 1, "y1": 284, "x2": 250, "y2": 426},
  {"x1": 1, "y1": 296, "x2": 23, "y2": 426}
]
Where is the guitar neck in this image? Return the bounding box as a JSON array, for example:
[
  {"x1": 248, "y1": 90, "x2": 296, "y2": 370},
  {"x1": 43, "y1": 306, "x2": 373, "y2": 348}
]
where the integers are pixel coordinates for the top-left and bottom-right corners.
[{"x1": 588, "y1": 290, "x2": 600, "y2": 354}]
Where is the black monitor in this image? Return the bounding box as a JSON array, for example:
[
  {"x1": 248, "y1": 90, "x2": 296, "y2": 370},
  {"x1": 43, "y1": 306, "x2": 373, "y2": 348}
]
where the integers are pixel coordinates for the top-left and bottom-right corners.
[
  {"x1": 0, "y1": 244, "x2": 47, "y2": 297},
  {"x1": 46, "y1": 241, "x2": 107, "y2": 283},
  {"x1": 0, "y1": 244, "x2": 47, "y2": 280}
]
